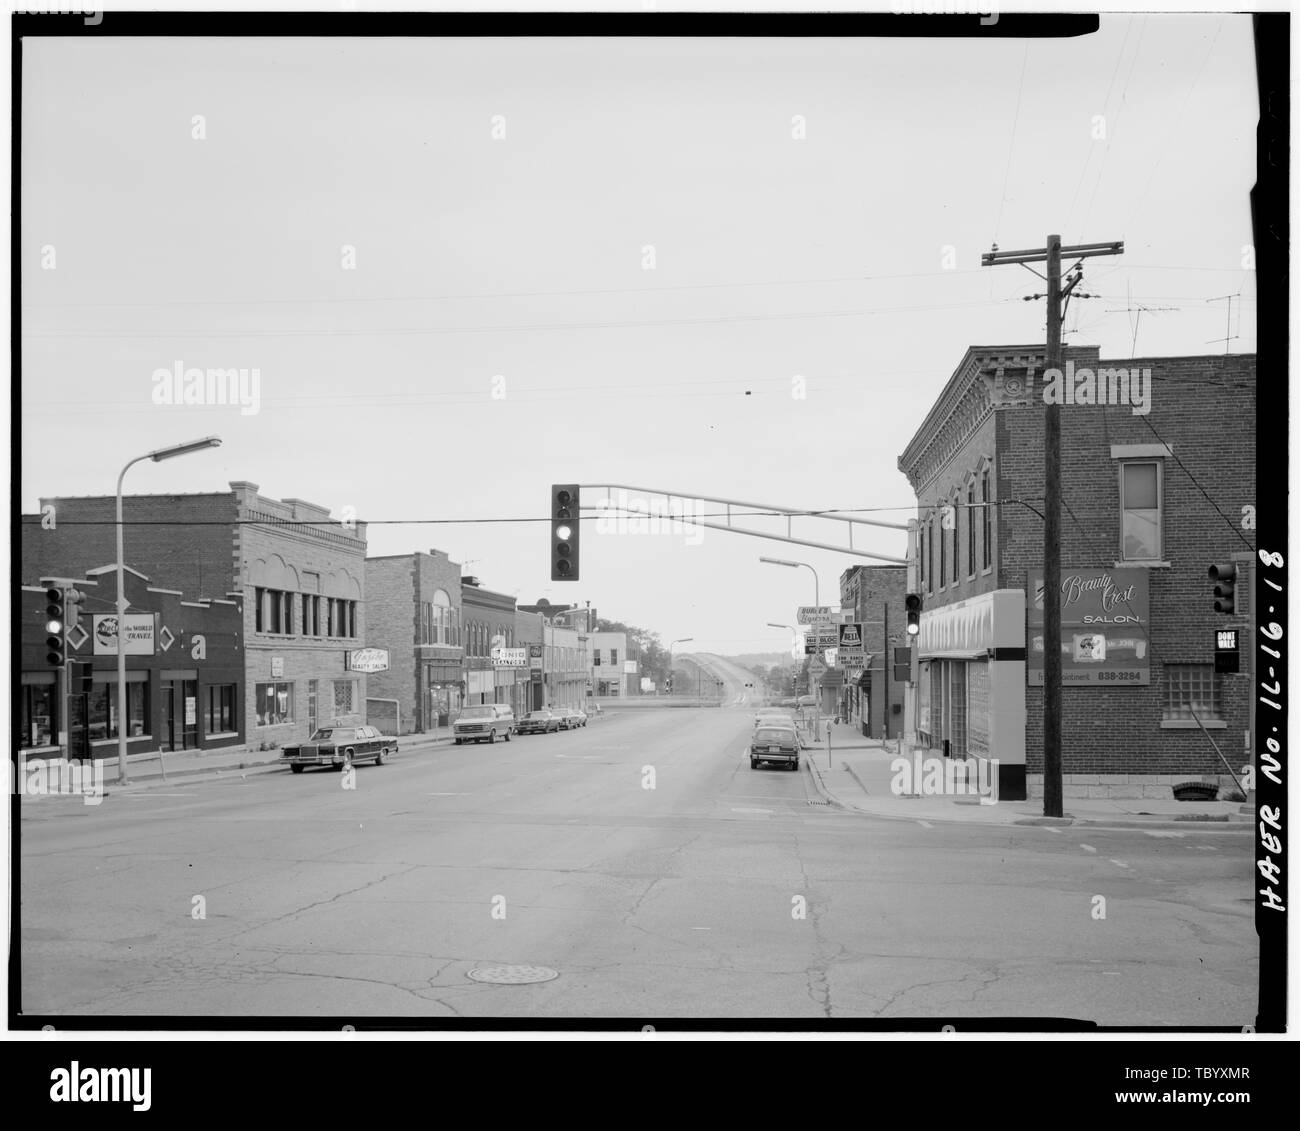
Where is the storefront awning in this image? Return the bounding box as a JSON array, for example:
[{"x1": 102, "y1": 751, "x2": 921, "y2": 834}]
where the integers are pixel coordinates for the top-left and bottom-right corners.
[{"x1": 918, "y1": 589, "x2": 1025, "y2": 659}]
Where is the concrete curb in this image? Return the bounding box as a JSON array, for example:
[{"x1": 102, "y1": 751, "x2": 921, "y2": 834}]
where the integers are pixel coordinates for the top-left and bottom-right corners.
[
  {"x1": 801, "y1": 755, "x2": 1254, "y2": 831},
  {"x1": 105, "y1": 734, "x2": 460, "y2": 792},
  {"x1": 843, "y1": 760, "x2": 874, "y2": 797},
  {"x1": 803, "y1": 757, "x2": 850, "y2": 811}
]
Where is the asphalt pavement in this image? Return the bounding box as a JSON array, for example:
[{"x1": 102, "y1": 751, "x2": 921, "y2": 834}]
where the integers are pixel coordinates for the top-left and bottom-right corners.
[{"x1": 18, "y1": 707, "x2": 1256, "y2": 1024}]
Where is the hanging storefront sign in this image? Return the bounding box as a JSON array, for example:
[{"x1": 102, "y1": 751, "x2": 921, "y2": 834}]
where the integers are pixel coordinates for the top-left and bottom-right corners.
[
  {"x1": 1027, "y1": 567, "x2": 1150, "y2": 685},
  {"x1": 346, "y1": 647, "x2": 390, "y2": 673}
]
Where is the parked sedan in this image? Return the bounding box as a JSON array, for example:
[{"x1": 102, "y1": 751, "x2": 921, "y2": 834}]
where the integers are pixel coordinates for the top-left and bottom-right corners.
[
  {"x1": 517, "y1": 710, "x2": 561, "y2": 735},
  {"x1": 556, "y1": 708, "x2": 588, "y2": 729},
  {"x1": 283, "y1": 725, "x2": 397, "y2": 773},
  {"x1": 754, "y1": 713, "x2": 798, "y2": 736},
  {"x1": 750, "y1": 725, "x2": 800, "y2": 771}
]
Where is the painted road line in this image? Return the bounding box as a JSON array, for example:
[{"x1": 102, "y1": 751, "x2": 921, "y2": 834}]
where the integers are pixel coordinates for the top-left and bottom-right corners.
[
  {"x1": 1144, "y1": 830, "x2": 1187, "y2": 838},
  {"x1": 1109, "y1": 859, "x2": 1130, "y2": 869},
  {"x1": 917, "y1": 820, "x2": 934, "y2": 828},
  {"x1": 1080, "y1": 844, "x2": 1097, "y2": 853}
]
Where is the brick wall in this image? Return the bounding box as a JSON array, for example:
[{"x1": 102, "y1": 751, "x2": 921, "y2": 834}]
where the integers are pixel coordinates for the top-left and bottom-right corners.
[
  {"x1": 997, "y1": 353, "x2": 1256, "y2": 777},
  {"x1": 364, "y1": 556, "x2": 418, "y2": 731},
  {"x1": 25, "y1": 492, "x2": 239, "y2": 598},
  {"x1": 841, "y1": 565, "x2": 909, "y2": 737}
]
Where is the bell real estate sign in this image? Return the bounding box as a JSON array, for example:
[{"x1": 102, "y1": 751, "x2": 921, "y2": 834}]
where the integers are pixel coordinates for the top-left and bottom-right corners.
[
  {"x1": 346, "y1": 647, "x2": 390, "y2": 673},
  {"x1": 491, "y1": 647, "x2": 528, "y2": 668},
  {"x1": 1028, "y1": 567, "x2": 1150, "y2": 685},
  {"x1": 92, "y1": 614, "x2": 156, "y2": 655}
]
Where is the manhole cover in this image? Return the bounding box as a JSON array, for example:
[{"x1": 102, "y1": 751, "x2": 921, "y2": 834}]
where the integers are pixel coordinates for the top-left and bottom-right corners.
[{"x1": 467, "y1": 965, "x2": 559, "y2": 985}]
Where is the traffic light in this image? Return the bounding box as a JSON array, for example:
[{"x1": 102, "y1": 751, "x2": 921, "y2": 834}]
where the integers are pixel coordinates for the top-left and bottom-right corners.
[
  {"x1": 66, "y1": 587, "x2": 84, "y2": 630},
  {"x1": 1208, "y1": 563, "x2": 1237, "y2": 614},
  {"x1": 665, "y1": 675, "x2": 673, "y2": 693},
  {"x1": 905, "y1": 593, "x2": 922, "y2": 635},
  {"x1": 44, "y1": 587, "x2": 66, "y2": 667},
  {"x1": 551, "y1": 484, "x2": 580, "y2": 581}
]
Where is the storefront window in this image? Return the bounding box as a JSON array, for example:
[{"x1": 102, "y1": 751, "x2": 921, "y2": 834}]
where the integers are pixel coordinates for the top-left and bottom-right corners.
[
  {"x1": 255, "y1": 682, "x2": 294, "y2": 726},
  {"x1": 88, "y1": 678, "x2": 149, "y2": 741},
  {"x1": 21, "y1": 679, "x2": 58, "y2": 748},
  {"x1": 204, "y1": 684, "x2": 237, "y2": 733},
  {"x1": 334, "y1": 679, "x2": 357, "y2": 716}
]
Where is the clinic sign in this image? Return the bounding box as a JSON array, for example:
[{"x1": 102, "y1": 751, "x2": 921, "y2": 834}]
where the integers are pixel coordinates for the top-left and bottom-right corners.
[
  {"x1": 92, "y1": 614, "x2": 156, "y2": 655},
  {"x1": 1028, "y1": 568, "x2": 1150, "y2": 685}
]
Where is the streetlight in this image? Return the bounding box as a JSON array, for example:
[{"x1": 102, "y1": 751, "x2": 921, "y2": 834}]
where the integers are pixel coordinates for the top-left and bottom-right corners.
[
  {"x1": 761, "y1": 557, "x2": 823, "y2": 732},
  {"x1": 115, "y1": 436, "x2": 222, "y2": 783},
  {"x1": 759, "y1": 556, "x2": 820, "y2": 606},
  {"x1": 668, "y1": 638, "x2": 693, "y2": 695}
]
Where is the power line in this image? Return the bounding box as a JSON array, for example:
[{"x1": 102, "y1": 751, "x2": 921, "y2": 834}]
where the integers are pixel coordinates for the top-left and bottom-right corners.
[
  {"x1": 992, "y1": 42, "x2": 1030, "y2": 247},
  {"x1": 19, "y1": 297, "x2": 1017, "y2": 341}
]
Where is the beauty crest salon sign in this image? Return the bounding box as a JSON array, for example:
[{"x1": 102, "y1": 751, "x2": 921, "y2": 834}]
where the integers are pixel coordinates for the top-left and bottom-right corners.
[
  {"x1": 346, "y1": 648, "x2": 389, "y2": 673},
  {"x1": 1028, "y1": 568, "x2": 1150, "y2": 685}
]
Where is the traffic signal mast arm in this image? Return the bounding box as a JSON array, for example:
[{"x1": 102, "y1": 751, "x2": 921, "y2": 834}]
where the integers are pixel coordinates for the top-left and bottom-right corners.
[{"x1": 578, "y1": 482, "x2": 908, "y2": 564}]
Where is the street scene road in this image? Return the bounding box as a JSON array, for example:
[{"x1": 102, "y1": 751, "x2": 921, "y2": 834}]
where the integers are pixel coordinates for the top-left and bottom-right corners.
[{"x1": 20, "y1": 705, "x2": 1255, "y2": 1023}]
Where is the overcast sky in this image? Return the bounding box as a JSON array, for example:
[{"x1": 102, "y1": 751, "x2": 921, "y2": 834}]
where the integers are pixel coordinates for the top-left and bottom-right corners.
[{"x1": 20, "y1": 19, "x2": 1258, "y2": 656}]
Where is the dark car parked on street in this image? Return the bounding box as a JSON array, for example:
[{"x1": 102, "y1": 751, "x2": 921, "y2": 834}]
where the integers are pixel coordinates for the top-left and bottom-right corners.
[
  {"x1": 517, "y1": 709, "x2": 561, "y2": 735},
  {"x1": 750, "y1": 725, "x2": 800, "y2": 771},
  {"x1": 283, "y1": 725, "x2": 397, "y2": 773}
]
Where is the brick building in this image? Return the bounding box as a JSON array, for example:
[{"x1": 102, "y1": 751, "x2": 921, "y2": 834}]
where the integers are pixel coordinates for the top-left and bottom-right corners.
[
  {"x1": 26, "y1": 481, "x2": 369, "y2": 751},
  {"x1": 19, "y1": 566, "x2": 244, "y2": 760},
  {"x1": 462, "y1": 580, "x2": 522, "y2": 709},
  {"x1": 897, "y1": 345, "x2": 1256, "y2": 800},
  {"x1": 838, "y1": 564, "x2": 908, "y2": 739},
  {"x1": 364, "y1": 549, "x2": 464, "y2": 734}
]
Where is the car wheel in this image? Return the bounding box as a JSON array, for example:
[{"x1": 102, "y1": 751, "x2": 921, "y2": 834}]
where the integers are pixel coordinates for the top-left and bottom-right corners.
[
  {"x1": 488, "y1": 730, "x2": 497, "y2": 744},
  {"x1": 376, "y1": 746, "x2": 387, "y2": 765},
  {"x1": 504, "y1": 729, "x2": 511, "y2": 742},
  {"x1": 291, "y1": 764, "x2": 305, "y2": 774},
  {"x1": 338, "y1": 749, "x2": 354, "y2": 771},
  {"x1": 750, "y1": 758, "x2": 759, "y2": 770}
]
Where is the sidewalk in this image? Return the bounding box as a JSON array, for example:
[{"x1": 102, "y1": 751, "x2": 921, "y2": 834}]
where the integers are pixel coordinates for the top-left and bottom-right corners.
[
  {"x1": 91, "y1": 712, "x2": 615, "y2": 792},
  {"x1": 802, "y1": 724, "x2": 1250, "y2": 829},
  {"x1": 90, "y1": 730, "x2": 461, "y2": 791}
]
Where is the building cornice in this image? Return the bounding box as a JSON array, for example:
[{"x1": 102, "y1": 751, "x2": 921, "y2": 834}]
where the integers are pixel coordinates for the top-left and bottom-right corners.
[{"x1": 897, "y1": 344, "x2": 1101, "y2": 494}]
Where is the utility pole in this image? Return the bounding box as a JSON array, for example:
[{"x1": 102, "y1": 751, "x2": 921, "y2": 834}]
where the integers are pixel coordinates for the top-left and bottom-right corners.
[{"x1": 982, "y1": 236, "x2": 1123, "y2": 817}]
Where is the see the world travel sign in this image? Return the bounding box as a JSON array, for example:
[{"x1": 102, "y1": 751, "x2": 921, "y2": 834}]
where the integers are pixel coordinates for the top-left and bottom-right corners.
[{"x1": 1027, "y1": 568, "x2": 1151, "y2": 685}]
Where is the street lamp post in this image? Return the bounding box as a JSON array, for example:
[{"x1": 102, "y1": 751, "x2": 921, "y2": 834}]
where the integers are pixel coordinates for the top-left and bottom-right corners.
[
  {"x1": 668, "y1": 638, "x2": 693, "y2": 695},
  {"x1": 115, "y1": 436, "x2": 222, "y2": 784},
  {"x1": 759, "y1": 556, "x2": 820, "y2": 606},
  {"x1": 761, "y1": 557, "x2": 823, "y2": 733}
]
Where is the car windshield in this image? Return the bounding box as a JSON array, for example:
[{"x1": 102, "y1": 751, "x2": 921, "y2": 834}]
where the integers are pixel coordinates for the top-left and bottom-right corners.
[
  {"x1": 310, "y1": 728, "x2": 351, "y2": 742},
  {"x1": 755, "y1": 728, "x2": 795, "y2": 742},
  {"x1": 525, "y1": 711, "x2": 549, "y2": 719},
  {"x1": 458, "y1": 708, "x2": 494, "y2": 719}
]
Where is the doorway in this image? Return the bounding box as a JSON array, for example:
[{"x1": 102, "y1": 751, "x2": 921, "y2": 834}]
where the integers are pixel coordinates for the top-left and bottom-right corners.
[{"x1": 162, "y1": 678, "x2": 198, "y2": 752}]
